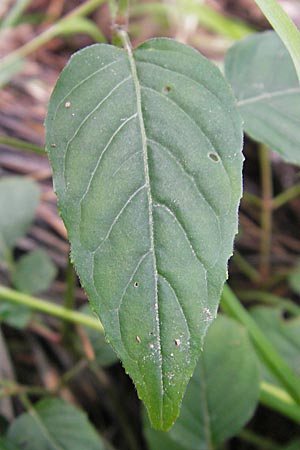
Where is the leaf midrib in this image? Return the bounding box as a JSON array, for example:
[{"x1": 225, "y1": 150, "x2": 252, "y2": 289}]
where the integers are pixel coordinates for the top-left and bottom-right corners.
[
  {"x1": 237, "y1": 86, "x2": 300, "y2": 106},
  {"x1": 121, "y1": 34, "x2": 164, "y2": 423},
  {"x1": 29, "y1": 407, "x2": 64, "y2": 450}
]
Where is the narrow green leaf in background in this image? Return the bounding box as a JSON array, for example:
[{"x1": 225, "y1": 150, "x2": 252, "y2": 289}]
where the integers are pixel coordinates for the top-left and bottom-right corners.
[
  {"x1": 45, "y1": 37, "x2": 243, "y2": 429},
  {"x1": 12, "y1": 248, "x2": 57, "y2": 295},
  {"x1": 225, "y1": 31, "x2": 300, "y2": 166},
  {"x1": 144, "y1": 316, "x2": 260, "y2": 449},
  {"x1": 250, "y1": 307, "x2": 300, "y2": 385},
  {"x1": 0, "y1": 177, "x2": 40, "y2": 255},
  {"x1": 0, "y1": 302, "x2": 32, "y2": 329},
  {"x1": 253, "y1": 0, "x2": 300, "y2": 82},
  {"x1": 6, "y1": 398, "x2": 105, "y2": 450}
]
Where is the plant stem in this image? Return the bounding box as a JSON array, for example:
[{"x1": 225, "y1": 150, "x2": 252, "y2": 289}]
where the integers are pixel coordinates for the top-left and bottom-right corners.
[
  {"x1": 253, "y1": 0, "x2": 300, "y2": 82},
  {"x1": 0, "y1": 0, "x2": 32, "y2": 31},
  {"x1": 260, "y1": 381, "x2": 300, "y2": 422},
  {"x1": 0, "y1": 0, "x2": 105, "y2": 72},
  {"x1": 239, "y1": 428, "x2": 281, "y2": 450},
  {"x1": 242, "y1": 191, "x2": 262, "y2": 208},
  {"x1": 0, "y1": 382, "x2": 49, "y2": 399},
  {"x1": 0, "y1": 136, "x2": 46, "y2": 155},
  {"x1": 238, "y1": 290, "x2": 300, "y2": 316},
  {"x1": 221, "y1": 284, "x2": 300, "y2": 406},
  {"x1": 0, "y1": 285, "x2": 104, "y2": 333},
  {"x1": 272, "y1": 184, "x2": 300, "y2": 210},
  {"x1": 58, "y1": 360, "x2": 88, "y2": 388},
  {"x1": 259, "y1": 144, "x2": 273, "y2": 281},
  {"x1": 232, "y1": 250, "x2": 260, "y2": 283}
]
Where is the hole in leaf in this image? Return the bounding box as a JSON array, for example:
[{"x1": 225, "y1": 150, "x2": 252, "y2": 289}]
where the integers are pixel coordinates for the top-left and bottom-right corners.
[
  {"x1": 281, "y1": 310, "x2": 291, "y2": 320},
  {"x1": 162, "y1": 85, "x2": 172, "y2": 94},
  {"x1": 208, "y1": 152, "x2": 219, "y2": 162},
  {"x1": 134, "y1": 281, "x2": 139, "y2": 287}
]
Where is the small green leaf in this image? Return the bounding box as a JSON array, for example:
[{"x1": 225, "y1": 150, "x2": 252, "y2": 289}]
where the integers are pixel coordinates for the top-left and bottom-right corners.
[
  {"x1": 144, "y1": 316, "x2": 260, "y2": 449},
  {"x1": 225, "y1": 31, "x2": 300, "y2": 165},
  {"x1": 7, "y1": 398, "x2": 105, "y2": 450},
  {"x1": 45, "y1": 38, "x2": 243, "y2": 429},
  {"x1": 12, "y1": 249, "x2": 57, "y2": 295},
  {"x1": 0, "y1": 177, "x2": 40, "y2": 252},
  {"x1": 0, "y1": 302, "x2": 32, "y2": 329},
  {"x1": 80, "y1": 305, "x2": 119, "y2": 366}
]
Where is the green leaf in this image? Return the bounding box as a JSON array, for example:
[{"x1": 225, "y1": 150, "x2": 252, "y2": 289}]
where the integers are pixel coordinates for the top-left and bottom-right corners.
[
  {"x1": 0, "y1": 177, "x2": 40, "y2": 252},
  {"x1": 7, "y1": 398, "x2": 105, "y2": 450},
  {"x1": 12, "y1": 249, "x2": 57, "y2": 295},
  {"x1": 225, "y1": 31, "x2": 300, "y2": 165},
  {"x1": 0, "y1": 436, "x2": 21, "y2": 450},
  {"x1": 250, "y1": 307, "x2": 300, "y2": 385},
  {"x1": 253, "y1": 0, "x2": 300, "y2": 82},
  {"x1": 80, "y1": 305, "x2": 119, "y2": 366},
  {"x1": 283, "y1": 441, "x2": 300, "y2": 450},
  {"x1": 144, "y1": 316, "x2": 260, "y2": 449},
  {"x1": 0, "y1": 302, "x2": 32, "y2": 329},
  {"x1": 45, "y1": 37, "x2": 243, "y2": 429}
]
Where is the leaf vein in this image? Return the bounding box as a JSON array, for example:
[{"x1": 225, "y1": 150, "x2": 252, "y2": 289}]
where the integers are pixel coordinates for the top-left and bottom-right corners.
[
  {"x1": 117, "y1": 251, "x2": 151, "y2": 315},
  {"x1": 237, "y1": 87, "x2": 300, "y2": 106},
  {"x1": 148, "y1": 138, "x2": 220, "y2": 222},
  {"x1": 112, "y1": 149, "x2": 142, "y2": 177},
  {"x1": 63, "y1": 75, "x2": 131, "y2": 189},
  {"x1": 79, "y1": 112, "x2": 138, "y2": 211},
  {"x1": 142, "y1": 85, "x2": 214, "y2": 150},
  {"x1": 123, "y1": 34, "x2": 164, "y2": 418},
  {"x1": 52, "y1": 59, "x2": 123, "y2": 122},
  {"x1": 158, "y1": 273, "x2": 192, "y2": 342},
  {"x1": 136, "y1": 59, "x2": 224, "y2": 107},
  {"x1": 91, "y1": 183, "x2": 147, "y2": 254},
  {"x1": 153, "y1": 202, "x2": 209, "y2": 273}
]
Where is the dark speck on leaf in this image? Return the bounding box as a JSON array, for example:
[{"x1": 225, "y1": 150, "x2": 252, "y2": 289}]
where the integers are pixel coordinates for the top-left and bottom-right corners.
[{"x1": 162, "y1": 85, "x2": 172, "y2": 94}]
